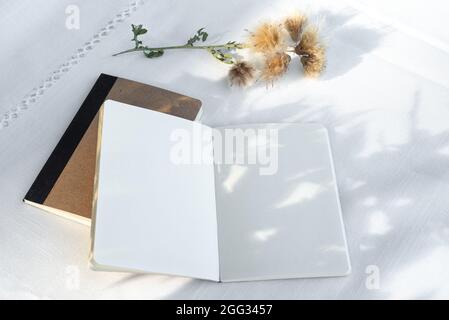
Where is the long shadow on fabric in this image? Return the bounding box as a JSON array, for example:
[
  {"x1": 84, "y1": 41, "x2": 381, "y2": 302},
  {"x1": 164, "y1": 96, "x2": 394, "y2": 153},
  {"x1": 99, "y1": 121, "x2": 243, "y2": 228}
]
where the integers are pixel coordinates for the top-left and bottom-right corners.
[
  {"x1": 102, "y1": 9, "x2": 449, "y2": 300},
  {"x1": 317, "y1": 8, "x2": 386, "y2": 80},
  {"x1": 160, "y1": 88, "x2": 449, "y2": 299}
]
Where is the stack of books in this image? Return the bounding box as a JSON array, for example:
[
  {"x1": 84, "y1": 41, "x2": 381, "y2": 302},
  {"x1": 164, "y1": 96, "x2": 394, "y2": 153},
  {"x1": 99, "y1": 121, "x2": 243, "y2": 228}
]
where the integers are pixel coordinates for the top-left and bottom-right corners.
[{"x1": 24, "y1": 73, "x2": 350, "y2": 282}]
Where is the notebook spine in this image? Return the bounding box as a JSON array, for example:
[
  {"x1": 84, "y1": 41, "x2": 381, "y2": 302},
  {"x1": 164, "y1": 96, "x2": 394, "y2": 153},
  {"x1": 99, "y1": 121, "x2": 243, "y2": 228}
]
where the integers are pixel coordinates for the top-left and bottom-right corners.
[{"x1": 23, "y1": 74, "x2": 117, "y2": 204}]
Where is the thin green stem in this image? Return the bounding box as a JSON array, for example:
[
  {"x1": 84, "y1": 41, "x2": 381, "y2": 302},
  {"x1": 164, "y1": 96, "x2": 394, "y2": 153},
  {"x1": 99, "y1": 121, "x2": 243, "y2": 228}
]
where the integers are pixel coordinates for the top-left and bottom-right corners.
[
  {"x1": 112, "y1": 48, "x2": 142, "y2": 56},
  {"x1": 112, "y1": 43, "x2": 243, "y2": 56}
]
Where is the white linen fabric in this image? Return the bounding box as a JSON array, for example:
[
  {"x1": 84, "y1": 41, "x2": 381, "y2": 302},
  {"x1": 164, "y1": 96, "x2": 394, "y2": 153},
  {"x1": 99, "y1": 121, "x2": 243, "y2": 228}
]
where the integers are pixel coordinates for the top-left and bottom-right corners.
[{"x1": 1, "y1": 0, "x2": 449, "y2": 299}]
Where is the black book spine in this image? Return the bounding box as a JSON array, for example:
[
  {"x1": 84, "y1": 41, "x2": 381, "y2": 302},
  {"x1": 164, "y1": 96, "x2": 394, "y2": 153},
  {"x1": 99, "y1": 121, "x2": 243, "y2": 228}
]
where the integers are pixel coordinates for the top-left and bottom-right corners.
[{"x1": 24, "y1": 73, "x2": 117, "y2": 204}]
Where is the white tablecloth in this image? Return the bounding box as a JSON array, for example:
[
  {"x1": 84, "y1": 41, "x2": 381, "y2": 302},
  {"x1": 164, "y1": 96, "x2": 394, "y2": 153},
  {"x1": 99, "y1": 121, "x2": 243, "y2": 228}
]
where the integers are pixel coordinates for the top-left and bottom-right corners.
[{"x1": 1, "y1": 0, "x2": 449, "y2": 299}]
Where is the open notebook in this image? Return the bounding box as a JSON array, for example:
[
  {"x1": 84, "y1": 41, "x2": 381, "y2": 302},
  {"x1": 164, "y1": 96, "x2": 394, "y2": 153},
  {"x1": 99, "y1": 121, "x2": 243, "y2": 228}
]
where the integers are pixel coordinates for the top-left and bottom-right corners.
[{"x1": 90, "y1": 100, "x2": 351, "y2": 282}]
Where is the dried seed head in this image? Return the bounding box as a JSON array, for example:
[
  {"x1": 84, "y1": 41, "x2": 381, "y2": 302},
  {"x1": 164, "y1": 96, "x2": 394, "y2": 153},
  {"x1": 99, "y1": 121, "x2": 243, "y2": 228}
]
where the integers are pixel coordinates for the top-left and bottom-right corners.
[
  {"x1": 294, "y1": 26, "x2": 319, "y2": 55},
  {"x1": 228, "y1": 61, "x2": 256, "y2": 87},
  {"x1": 261, "y1": 52, "x2": 291, "y2": 82},
  {"x1": 295, "y1": 27, "x2": 326, "y2": 77},
  {"x1": 284, "y1": 13, "x2": 308, "y2": 43},
  {"x1": 248, "y1": 23, "x2": 286, "y2": 54},
  {"x1": 300, "y1": 47, "x2": 325, "y2": 77}
]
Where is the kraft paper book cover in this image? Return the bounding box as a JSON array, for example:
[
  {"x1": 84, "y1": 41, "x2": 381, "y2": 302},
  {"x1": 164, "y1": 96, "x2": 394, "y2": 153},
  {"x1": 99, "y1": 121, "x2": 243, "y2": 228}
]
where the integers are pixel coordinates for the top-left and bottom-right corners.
[{"x1": 24, "y1": 74, "x2": 202, "y2": 225}]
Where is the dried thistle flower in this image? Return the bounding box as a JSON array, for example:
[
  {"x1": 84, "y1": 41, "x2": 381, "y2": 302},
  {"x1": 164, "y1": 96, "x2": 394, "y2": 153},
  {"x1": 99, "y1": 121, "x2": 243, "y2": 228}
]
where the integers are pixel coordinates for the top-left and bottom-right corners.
[
  {"x1": 284, "y1": 13, "x2": 308, "y2": 43},
  {"x1": 261, "y1": 52, "x2": 291, "y2": 82},
  {"x1": 294, "y1": 26, "x2": 319, "y2": 55},
  {"x1": 248, "y1": 23, "x2": 286, "y2": 54},
  {"x1": 294, "y1": 27, "x2": 326, "y2": 77},
  {"x1": 300, "y1": 48, "x2": 325, "y2": 77},
  {"x1": 228, "y1": 61, "x2": 256, "y2": 87},
  {"x1": 119, "y1": 14, "x2": 328, "y2": 87}
]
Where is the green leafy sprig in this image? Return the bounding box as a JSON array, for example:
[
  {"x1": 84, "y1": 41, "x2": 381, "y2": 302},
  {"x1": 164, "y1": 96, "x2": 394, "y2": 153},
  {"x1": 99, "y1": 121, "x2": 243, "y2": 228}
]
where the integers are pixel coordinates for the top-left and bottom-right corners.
[
  {"x1": 186, "y1": 27, "x2": 208, "y2": 46},
  {"x1": 131, "y1": 24, "x2": 147, "y2": 48},
  {"x1": 113, "y1": 24, "x2": 244, "y2": 64}
]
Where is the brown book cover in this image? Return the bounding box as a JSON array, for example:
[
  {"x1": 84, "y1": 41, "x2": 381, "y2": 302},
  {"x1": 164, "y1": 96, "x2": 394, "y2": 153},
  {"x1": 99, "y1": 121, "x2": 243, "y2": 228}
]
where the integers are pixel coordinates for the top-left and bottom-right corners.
[{"x1": 24, "y1": 73, "x2": 202, "y2": 224}]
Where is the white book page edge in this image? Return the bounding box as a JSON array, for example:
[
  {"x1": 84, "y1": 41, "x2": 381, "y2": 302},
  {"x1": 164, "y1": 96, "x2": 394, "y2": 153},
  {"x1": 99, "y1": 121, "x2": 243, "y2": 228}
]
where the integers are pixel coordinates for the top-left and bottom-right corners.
[{"x1": 90, "y1": 100, "x2": 219, "y2": 281}]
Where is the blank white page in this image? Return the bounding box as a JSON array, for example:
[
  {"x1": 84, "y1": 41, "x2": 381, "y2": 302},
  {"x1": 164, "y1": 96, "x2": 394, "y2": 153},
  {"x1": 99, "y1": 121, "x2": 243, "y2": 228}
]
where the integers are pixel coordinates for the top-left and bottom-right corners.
[
  {"x1": 91, "y1": 100, "x2": 219, "y2": 281},
  {"x1": 214, "y1": 123, "x2": 350, "y2": 281}
]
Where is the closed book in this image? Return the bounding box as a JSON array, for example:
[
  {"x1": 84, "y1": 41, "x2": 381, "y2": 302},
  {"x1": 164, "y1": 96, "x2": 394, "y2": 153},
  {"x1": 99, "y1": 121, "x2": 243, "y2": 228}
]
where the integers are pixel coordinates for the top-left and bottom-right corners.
[{"x1": 24, "y1": 74, "x2": 202, "y2": 225}]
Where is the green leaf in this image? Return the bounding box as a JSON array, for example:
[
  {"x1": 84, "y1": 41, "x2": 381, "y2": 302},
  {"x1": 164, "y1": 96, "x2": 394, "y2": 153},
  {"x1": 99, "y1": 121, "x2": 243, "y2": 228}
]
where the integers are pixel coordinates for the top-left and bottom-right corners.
[
  {"x1": 131, "y1": 24, "x2": 148, "y2": 48},
  {"x1": 132, "y1": 24, "x2": 147, "y2": 36},
  {"x1": 186, "y1": 27, "x2": 208, "y2": 46},
  {"x1": 224, "y1": 41, "x2": 244, "y2": 50},
  {"x1": 207, "y1": 48, "x2": 234, "y2": 64},
  {"x1": 137, "y1": 28, "x2": 147, "y2": 35},
  {"x1": 143, "y1": 48, "x2": 164, "y2": 58}
]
